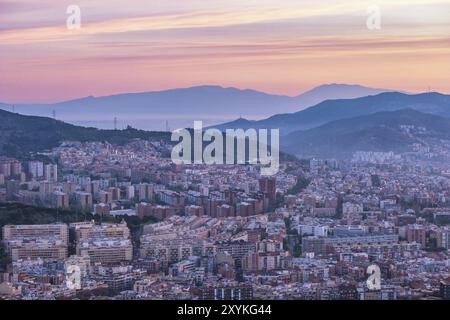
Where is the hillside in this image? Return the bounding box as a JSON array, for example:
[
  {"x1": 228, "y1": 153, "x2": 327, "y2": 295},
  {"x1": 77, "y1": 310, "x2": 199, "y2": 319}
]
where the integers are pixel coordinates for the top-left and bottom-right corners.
[
  {"x1": 281, "y1": 109, "x2": 450, "y2": 158},
  {"x1": 0, "y1": 109, "x2": 170, "y2": 159}
]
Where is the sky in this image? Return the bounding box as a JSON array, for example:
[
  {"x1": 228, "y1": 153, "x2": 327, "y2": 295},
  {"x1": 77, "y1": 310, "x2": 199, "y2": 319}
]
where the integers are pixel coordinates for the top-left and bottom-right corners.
[{"x1": 0, "y1": 0, "x2": 449, "y2": 103}]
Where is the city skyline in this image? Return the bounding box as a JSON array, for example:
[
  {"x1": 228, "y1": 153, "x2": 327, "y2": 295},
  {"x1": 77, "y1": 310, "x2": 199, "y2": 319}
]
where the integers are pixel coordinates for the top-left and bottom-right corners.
[{"x1": 1, "y1": 0, "x2": 450, "y2": 303}]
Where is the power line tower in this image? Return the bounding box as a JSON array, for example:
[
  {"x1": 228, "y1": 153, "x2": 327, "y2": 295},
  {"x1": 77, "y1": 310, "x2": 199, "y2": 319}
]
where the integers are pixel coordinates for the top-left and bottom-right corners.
[{"x1": 165, "y1": 120, "x2": 170, "y2": 132}]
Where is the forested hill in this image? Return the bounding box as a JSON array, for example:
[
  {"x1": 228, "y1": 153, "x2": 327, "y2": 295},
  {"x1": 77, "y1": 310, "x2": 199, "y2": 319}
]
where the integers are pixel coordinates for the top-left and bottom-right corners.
[{"x1": 0, "y1": 109, "x2": 170, "y2": 158}]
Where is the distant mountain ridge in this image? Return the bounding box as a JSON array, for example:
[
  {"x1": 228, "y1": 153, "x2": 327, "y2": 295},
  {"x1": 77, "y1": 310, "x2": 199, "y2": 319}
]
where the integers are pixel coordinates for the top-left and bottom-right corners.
[
  {"x1": 291, "y1": 83, "x2": 392, "y2": 107},
  {"x1": 0, "y1": 84, "x2": 391, "y2": 130},
  {"x1": 213, "y1": 92, "x2": 450, "y2": 134}
]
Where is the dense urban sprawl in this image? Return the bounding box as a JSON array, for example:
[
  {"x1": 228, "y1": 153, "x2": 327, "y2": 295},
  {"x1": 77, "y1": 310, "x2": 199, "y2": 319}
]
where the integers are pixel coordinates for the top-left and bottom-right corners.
[{"x1": 0, "y1": 138, "x2": 449, "y2": 300}]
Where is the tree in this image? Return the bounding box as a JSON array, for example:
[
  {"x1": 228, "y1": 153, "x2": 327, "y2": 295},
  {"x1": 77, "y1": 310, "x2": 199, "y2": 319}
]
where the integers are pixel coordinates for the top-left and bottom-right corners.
[{"x1": 287, "y1": 176, "x2": 310, "y2": 195}]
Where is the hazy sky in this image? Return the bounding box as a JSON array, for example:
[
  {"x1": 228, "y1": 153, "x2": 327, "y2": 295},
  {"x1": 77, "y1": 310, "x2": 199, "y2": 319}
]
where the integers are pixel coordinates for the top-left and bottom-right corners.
[{"x1": 1, "y1": 0, "x2": 449, "y2": 103}]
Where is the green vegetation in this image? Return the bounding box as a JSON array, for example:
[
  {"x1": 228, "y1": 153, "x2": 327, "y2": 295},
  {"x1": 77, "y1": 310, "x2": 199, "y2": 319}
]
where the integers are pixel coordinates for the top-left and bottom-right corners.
[
  {"x1": 333, "y1": 195, "x2": 344, "y2": 219},
  {"x1": 371, "y1": 174, "x2": 381, "y2": 187},
  {"x1": 0, "y1": 243, "x2": 10, "y2": 272},
  {"x1": 286, "y1": 176, "x2": 310, "y2": 195},
  {"x1": 0, "y1": 109, "x2": 171, "y2": 159},
  {"x1": 284, "y1": 218, "x2": 301, "y2": 257},
  {"x1": 292, "y1": 242, "x2": 301, "y2": 257},
  {"x1": 56, "y1": 287, "x2": 118, "y2": 300},
  {"x1": 284, "y1": 217, "x2": 291, "y2": 230},
  {"x1": 0, "y1": 202, "x2": 93, "y2": 227}
]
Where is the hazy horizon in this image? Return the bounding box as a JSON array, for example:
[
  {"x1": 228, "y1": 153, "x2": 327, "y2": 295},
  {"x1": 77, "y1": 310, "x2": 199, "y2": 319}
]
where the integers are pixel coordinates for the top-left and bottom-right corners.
[
  {"x1": 0, "y1": 82, "x2": 399, "y2": 105},
  {"x1": 1, "y1": 0, "x2": 449, "y2": 103}
]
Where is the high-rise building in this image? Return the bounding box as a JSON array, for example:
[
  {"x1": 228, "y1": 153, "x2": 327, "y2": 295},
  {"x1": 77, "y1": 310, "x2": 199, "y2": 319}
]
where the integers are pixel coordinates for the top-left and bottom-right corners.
[
  {"x1": 136, "y1": 203, "x2": 176, "y2": 220},
  {"x1": 158, "y1": 190, "x2": 184, "y2": 208},
  {"x1": 136, "y1": 183, "x2": 155, "y2": 201},
  {"x1": 259, "y1": 176, "x2": 276, "y2": 205},
  {"x1": 99, "y1": 190, "x2": 113, "y2": 204},
  {"x1": 125, "y1": 185, "x2": 135, "y2": 199},
  {"x1": 52, "y1": 191, "x2": 70, "y2": 209},
  {"x1": 3, "y1": 224, "x2": 69, "y2": 243},
  {"x1": 85, "y1": 181, "x2": 100, "y2": 196},
  {"x1": 207, "y1": 199, "x2": 225, "y2": 217},
  {"x1": 0, "y1": 157, "x2": 22, "y2": 177},
  {"x1": 40, "y1": 181, "x2": 55, "y2": 201},
  {"x1": 2, "y1": 224, "x2": 69, "y2": 262},
  {"x1": 94, "y1": 203, "x2": 111, "y2": 216},
  {"x1": 63, "y1": 181, "x2": 77, "y2": 195},
  {"x1": 7, "y1": 240, "x2": 68, "y2": 262},
  {"x1": 75, "y1": 191, "x2": 93, "y2": 212},
  {"x1": 72, "y1": 221, "x2": 132, "y2": 265},
  {"x1": 406, "y1": 224, "x2": 427, "y2": 247},
  {"x1": 77, "y1": 240, "x2": 133, "y2": 265},
  {"x1": 216, "y1": 204, "x2": 235, "y2": 218},
  {"x1": 5, "y1": 180, "x2": 20, "y2": 200},
  {"x1": 185, "y1": 205, "x2": 205, "y2": 216},
  {"x1": 108, "y1": 187, "x2": 121, "y2": 200},
  {"x1": 44, "y1": 164, "x2": 58, "y2": 182},
  {"x1": 8, "y1": 162, "x2": 17, "y2": 177},
  {"x1": 28, "y1": 161, "x2": 44, "y2": 178},
  {"x1": 236, "y1": 202, "x2": 253, "y2": 217},
  {"x1": 72, "y1": 221, "x2": 130, "y2": 241}
]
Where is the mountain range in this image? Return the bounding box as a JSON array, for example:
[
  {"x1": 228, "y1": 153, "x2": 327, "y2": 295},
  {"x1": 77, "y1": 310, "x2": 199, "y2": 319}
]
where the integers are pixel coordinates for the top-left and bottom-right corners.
[
  {"x1": 281, "y1": 108, "x2": 450, "y2": 158},
  {"x1": 2, "y1": 86, "x2": 450, "y2": 161},
  {"x1": 214, "y1": 92, "x2": 450, "y2": 134},
  {"x1": 0, "y1": 84, "x2": 390, "y2": 130}
]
